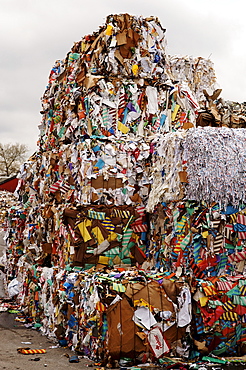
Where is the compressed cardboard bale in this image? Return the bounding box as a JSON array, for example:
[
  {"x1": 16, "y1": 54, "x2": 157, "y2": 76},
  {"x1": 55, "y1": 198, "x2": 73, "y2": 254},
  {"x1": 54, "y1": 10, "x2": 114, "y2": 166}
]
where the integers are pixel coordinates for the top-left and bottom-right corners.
[{"x1": 107, "y1": 297, "x2": 146, "y2": 359}]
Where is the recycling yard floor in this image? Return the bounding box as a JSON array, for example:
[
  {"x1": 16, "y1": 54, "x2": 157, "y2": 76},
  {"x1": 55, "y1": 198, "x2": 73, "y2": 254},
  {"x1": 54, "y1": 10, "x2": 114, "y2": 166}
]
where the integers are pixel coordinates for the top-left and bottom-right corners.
[
  {"x1": 0, "y1": 311, "x2": 90, "y2": 370},
  {"x1": 1, "y1": 312, "x2": 246, "y2": 370}
]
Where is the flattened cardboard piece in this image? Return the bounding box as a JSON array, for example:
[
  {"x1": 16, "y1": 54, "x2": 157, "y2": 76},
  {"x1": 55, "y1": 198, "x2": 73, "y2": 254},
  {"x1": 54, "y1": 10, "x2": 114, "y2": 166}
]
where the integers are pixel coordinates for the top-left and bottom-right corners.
[
  {"x1": 73, "y1": 293, "x2": 80, "y2": 305},
  {"x1": 76, "y1": 64, "x2": 86, "y2": 84},
  {"x1": 91, "y1": 192, "x2": 99, "y2": 202},
  {"x1": 196, "y1": 111, "x2": 215, "y2": 127},
  {"x1": 127, "y1": 281, "x2": 174, "y2": 312},
  {"x1": 162, "y1": 280, "x2": 183, "y2": 304},
  {"x1": 130, "y1": 245, "x2": 146, "y2": 264},
  {"x1": 83, "y1": 75, "x2": 104, "y2": 90},
  {"x1": 116, "y1": 30, "x2": 127, "y2": 45},
  {"x1": 43, "y1": 205, "x2": 54, "y2": 219},
  {"x1": 63, "y1": 208, "x2": 80, "y2": 220},
  {"x1": 106, "y1": 298, "x2": 146, "y2": 359},
  {"x1": 67, "y1": 303, "x2": 74, "y2": 320},
  {"x1": 73, "y1": 242, "x2": 88, "y2": 265},
  {"x1": 182, "y1": 121, "x2": 194, "y2": 129},
  {"x1": 194, "y1": 339, "x2": 208, "y2": 353},
  {"x1": 41, "y1": 243, "x2": 52, "y2": 254},
  {"x1": 130, "y1": 193, "x2": 143, "y2": 203},
  {"x1": 179, "y1": 170, "x2": 188, "y2": 183},
  {"x1": 119, "y1": 43, "x2": 133, "y2": 59},
  {"x1": 57, "y1": 69, "x2": 67, "y2": 83},
  {"x1": 91, "y1": 176, "x2": 123, "y2": 190},
  {"x1": 116, "y1": 13, "x2": 132, "y2": 32},
  {"x1": 90, "y1": 32, "x2": 103, "y2": 51},
  {"x1": 114, "y1": 49, "x2": 125, "y2": 66},
  {"x1": 125, "y1": 282, "x2": 146, "y2": 299},
  {"x1": 164, "y1": 324, "x2": 186, "y2": 344}
]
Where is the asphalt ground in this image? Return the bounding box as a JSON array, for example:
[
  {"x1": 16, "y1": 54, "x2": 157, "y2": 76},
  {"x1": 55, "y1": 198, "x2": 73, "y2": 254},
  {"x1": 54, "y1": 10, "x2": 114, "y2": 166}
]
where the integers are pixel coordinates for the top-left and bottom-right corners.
[
  {"x1": 0, "y1": 310, "x2": 167, "y2": 370},
  {"x1": 0, "y1": 310, "x2": 93, "y2": 370}
]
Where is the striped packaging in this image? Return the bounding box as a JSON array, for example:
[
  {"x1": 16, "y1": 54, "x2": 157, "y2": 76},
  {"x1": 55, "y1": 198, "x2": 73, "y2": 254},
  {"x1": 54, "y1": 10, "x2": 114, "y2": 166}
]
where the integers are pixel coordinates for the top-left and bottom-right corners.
[
  {"x1": 112, "y1": 209, "x2": 131, "y2": 218},
  {"x1": 68, "y1": 224, "x2": 78, "y2": 241},
  {"x1": 213, "y1": 233, "x2": 223, "y2": 254},
  {"x1": 132, "y1": 217, "x2": 143, "y2": 225},
  {"x1": 59, "y1": 223, "x2": 68, "y2": 238},
  {"x1": 88, "y1": 209, "x2": 105, "y2": 220},
  {"x1": 237, "y1": 214, "x2": 246, "y2": 225},
  {"x1": 238, "y1": 231, "x2": 246, "y2": 240},
  {"x1": 108, "y1": 107, "x2": 117, "y2": 126},
  {"x1": 49, "y1": 180, "x2": 62, "y2": 193},
  {"x1": 202, "y1": 284, "x2": 217, "y2": 296},
  {"x1": 224, "y1": 224, "x2": 234, "y2": 240},
  {"x1": 131, "y1": 223, "x2": 148, "y2": 233},
  {"x1": 189, "y1": 258, "x2": 205, "y2": 278},
  {"x1": 228, "y1": 250, "x2": 246, "y2": 263},
  {"x1": 221, "y1": 312, "x2": 238, "y2": 322},
  {"x1": 121, "y1": 228, "x2": 133, "y2": 258},
  {"x1": 136, "y1": 205, "x2": 145, "y2": 217},
  {"x1": 222, "y1": 301, "x2": 236, "y2": 312},
  {"x1": 118, "y1": 91, "x2": 126, "y2": 109},
  {"x1": 101, "y1": 217, "x2": 115, "y2": 232},
  {"x1": 60, "y1": 182, "x2": 71, "y2": 194},
  {"x1": 211, "y1": 219, "x2": 221, "y2": 230},
  {"x1": 152, "y1": 118, "x2": 161, "y2": 132},
  {"x1": 102, "y1": 106, "x2": 108, "y2": 127}
]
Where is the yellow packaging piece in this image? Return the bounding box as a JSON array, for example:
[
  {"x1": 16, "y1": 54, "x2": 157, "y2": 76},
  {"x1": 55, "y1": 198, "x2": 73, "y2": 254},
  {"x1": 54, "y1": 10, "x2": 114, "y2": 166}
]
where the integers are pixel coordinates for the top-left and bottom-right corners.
[
  {"x1": 81, "y1": 41, "x2": 86, "y2": 52},
  {"x1": 132, "y1": 233, "x2": 139, "y2": 242},
  {"x1": 202, "y1": 231, "x2": 209, "y2": 238},
  {"x1": 171, "y1": 104, "x2": 180, "y2": 122},
  {"x1": 77, "y1": 220, "x2": 92, "y2": 242},
  {"x1": 118, "y1": 121, "x2": 129, "y2": 134},
  {"x1": 105, "y1": 24, "x2": 113, "y2": 36},
  {"x1": 46, "y1": 165, "x2": 52, "y2": 175},
  {"x1": 108, "y1": 231, "x2": 118, "y2": 242},
  {"x1": 92, "y1": 226, "x2": 104, "y2": 244},
  {"x1": 200, "y1": 296, "x2": 209, "y2": 307},
  {"x1": 132, "y1": 64, "x2": 138, "y2": 75},
  {"x1": 98, "y1": 256, "x2": 110, "y2": 265},
  {"x1": 134, "y1": 298, "x2": 154, "y2": 312}
]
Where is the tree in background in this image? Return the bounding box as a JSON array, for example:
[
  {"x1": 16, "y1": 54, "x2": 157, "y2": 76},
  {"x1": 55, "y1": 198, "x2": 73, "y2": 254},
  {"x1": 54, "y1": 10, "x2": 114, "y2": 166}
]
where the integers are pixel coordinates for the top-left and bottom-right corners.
[{"x1": 0, "y1": 143, "x2": 28, "y2": 177}]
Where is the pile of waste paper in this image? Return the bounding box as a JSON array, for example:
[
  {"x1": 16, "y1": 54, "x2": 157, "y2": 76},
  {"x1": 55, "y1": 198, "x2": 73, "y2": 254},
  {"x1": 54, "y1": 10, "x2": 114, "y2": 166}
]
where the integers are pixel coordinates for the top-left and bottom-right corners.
[{"x1": 2, "y1": 13, "x2": 246, "y2": 366}]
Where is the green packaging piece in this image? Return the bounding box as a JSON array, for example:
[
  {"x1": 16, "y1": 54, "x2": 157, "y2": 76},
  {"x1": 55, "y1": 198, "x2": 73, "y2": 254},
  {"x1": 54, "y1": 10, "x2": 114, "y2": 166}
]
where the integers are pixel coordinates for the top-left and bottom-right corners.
[
  {"x1": 202, "y1": 356, "x2": 227, "y2": 364},
  {"x1": 73, "y1": 266, "x2": 83, "y2": 270},
  {"x1": 33, "y1": 323, "x2": 42, "y2": 328},
  {"x1": 121, "y1": 258, "x2": 131, "y2": 265},
  {"x1": 128, "y1": 241, "x2": 135, "y2": 249},
  {"x1": 84, "y1": 264, "x2": 94, "y2": 270}
]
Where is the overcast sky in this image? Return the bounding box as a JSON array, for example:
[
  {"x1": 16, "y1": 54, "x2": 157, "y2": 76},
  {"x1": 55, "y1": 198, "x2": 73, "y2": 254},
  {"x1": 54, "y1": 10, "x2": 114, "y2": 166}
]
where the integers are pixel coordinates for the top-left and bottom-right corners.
[{"x1": 0, "y1": 0, "x2": 246, "y2": 156}]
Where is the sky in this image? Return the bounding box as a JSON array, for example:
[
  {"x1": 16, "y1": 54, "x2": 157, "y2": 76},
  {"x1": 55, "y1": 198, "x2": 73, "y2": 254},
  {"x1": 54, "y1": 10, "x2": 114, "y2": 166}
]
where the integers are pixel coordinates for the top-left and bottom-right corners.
[{"x1": 0, "y1": 0, "x2": 246, "y2": 157}]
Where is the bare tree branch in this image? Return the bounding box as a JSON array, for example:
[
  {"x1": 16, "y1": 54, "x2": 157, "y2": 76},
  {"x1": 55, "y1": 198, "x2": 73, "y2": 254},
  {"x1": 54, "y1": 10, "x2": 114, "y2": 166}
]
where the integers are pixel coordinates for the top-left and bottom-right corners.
[{"x1": 0, "y1": 143, "x2": 29, "y2": 177}]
